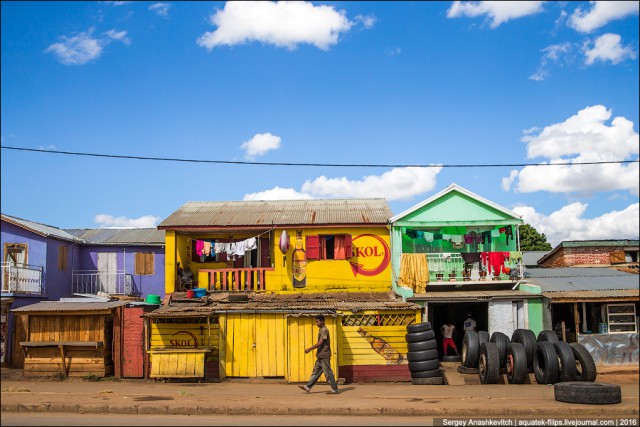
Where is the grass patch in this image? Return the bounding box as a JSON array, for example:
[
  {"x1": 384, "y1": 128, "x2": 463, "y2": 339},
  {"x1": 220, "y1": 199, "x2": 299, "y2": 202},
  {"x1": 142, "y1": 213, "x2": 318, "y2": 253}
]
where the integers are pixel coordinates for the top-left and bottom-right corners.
[
  {"x1": 178, "y1": 388, "x2": 192, "y2": 397},
  {"x1": 99, "y1": 389, "x2": 114, "y2": 394},
  {"x1": 2, "y1": 386, "x2": 31, "y2": 392},
  {"x1": 83, "y1": 375, "x2": 121, "y2": 382},
  {"x1": 50, "y1": 372, "x2": 66, "y2": 381}
]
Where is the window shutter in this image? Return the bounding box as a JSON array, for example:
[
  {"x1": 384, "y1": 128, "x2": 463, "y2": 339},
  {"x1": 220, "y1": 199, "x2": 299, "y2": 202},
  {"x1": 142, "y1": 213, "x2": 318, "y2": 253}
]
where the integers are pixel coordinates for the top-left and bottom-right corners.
[
  {"x1": 306, "y1": 235, "x2": 320, "y2": 260},
  {"x1": 344, "y1": 234, "x2": 353, "y2": 259},
  {"x1": 134, "y1": 253, "x2": 143, "y2": 275},
  {"x1": 145, "y1": 253, "x2": 155, "y2": 275}
]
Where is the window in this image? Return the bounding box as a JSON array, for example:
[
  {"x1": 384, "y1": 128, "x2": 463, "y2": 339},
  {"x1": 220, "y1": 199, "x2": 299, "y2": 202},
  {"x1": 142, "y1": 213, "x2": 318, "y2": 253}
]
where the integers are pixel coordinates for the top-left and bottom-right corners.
[
  {"x1": 134, "y1": 252, "x2": 155, "y2": 275},
  {"x1": 4, "y1": 243, "x2": 27, "y2": 265},
  {"x1": 606, "y1": 304, "x2": 637, "y2": 333},
  {"x1": 58, "y1": 245, "x2": 68, "y2": 271},
  {"x1": 306, "y1": 234, "x2": 352, "y2": 260}
]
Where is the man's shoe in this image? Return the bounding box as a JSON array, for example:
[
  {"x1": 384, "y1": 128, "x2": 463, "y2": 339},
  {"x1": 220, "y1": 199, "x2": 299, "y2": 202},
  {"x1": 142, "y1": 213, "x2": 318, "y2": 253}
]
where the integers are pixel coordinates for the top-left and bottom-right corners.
[
  {"x1": 298, "y1": 385, "x2": 310, "y2": 393},
  {"x1": 329, "y1": 389, "x2": 340, "y2": 394}
]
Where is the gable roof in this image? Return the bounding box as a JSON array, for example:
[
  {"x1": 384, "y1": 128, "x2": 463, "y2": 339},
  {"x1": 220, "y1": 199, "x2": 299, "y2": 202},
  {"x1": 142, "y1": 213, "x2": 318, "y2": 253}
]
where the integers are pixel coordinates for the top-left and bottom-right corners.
[
  {"x1": 65, "y1": 228, "x2": 165, "y2": 246},
  {"x1": 1, "y1": 213, "x2": 84, "y2": 244},
  {"x1": 389, "y1": 183, "x2": 522, "y2": 225},
  {"x1": 158, "y1": 199, "x2": 392, "y2": 229}
]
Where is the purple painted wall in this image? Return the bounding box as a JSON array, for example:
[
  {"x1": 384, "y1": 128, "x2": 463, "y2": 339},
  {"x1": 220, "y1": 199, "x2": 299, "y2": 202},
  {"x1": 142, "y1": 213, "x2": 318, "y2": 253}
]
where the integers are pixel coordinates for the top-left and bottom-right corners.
[{"x1": 76, "y1": 245, "x2": 165, "y2": 299}]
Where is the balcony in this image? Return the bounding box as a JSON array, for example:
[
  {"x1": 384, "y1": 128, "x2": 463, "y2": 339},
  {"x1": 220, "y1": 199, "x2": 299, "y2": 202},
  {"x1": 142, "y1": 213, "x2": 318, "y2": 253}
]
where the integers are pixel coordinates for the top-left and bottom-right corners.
[
  {"x1": 426, "y1": 253, "x2": 523, "y2": 283},
  {"x1": 1, "y1": 263, "x2": 44, "y2": 294},
  {"x1": 72, "y1": 270, "x2": 134, "y2": 295},
  {"x1": 200, "y1": 268, "x2": 269, "y2": 292}
]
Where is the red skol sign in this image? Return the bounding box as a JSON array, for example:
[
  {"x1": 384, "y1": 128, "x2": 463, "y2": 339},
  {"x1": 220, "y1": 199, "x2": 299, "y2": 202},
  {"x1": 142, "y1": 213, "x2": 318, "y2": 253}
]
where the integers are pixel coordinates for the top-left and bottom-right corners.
[
  {"x1": 169, "y1": 331, "x2": 199, "y2": 348},
  {"x1": 349, "y1": 234, "x2": 390, "y2": 277}
]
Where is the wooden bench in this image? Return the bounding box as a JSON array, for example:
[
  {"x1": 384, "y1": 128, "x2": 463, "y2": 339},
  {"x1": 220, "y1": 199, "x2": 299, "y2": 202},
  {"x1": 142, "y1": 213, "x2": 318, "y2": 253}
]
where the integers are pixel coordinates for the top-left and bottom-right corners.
[{"x1": 20, "y1": 341, "x2": 104, "y2": 378}]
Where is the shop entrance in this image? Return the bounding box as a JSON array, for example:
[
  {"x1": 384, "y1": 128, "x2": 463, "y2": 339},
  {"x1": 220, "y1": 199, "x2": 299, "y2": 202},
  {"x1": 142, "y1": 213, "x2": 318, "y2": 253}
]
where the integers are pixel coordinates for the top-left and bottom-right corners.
[{"x1": 427, "y1": 302, "x2": 488, "y2": 360}]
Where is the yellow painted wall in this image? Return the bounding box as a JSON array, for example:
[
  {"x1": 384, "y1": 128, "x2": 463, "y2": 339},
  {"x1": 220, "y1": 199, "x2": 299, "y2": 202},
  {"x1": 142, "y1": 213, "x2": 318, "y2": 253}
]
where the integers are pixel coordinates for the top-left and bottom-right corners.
[
  {"x1": 220, "y1": 314, "x2": 286, "y2": 378},
  {"x1": 164, "y1": 226, "x2": 392, "y2": 294},
  {"x1": 149, "y1": 351, "x2": 206, "y2": 378},
  {"x1": 150, "y1": 322, "x2": 220, "y2": 360},
  {"x1": 286, "y1": 316, "x2": 338, "y2": 383}
]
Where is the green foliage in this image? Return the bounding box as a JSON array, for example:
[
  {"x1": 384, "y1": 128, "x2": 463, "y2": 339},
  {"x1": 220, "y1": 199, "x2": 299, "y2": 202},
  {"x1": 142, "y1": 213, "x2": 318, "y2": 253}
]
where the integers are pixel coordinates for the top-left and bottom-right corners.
[{"x1": 518, "y1": 224, "x2": 553, "y2": 251}]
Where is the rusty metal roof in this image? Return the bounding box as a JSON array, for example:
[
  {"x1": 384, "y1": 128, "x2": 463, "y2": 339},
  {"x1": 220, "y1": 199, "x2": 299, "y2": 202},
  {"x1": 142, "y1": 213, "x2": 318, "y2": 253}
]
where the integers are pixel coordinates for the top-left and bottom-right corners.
[
  {"x1": 11, "y1": 300, "x2": 130, "y2": 313},
  {"x1": 2, "y1": 213, "x2": 84, "y2": 243},
  {"x1": 524, "y1": 267, "x2": 639, "y2": 292},
  {"x1": 158, "y1": 199, "x2": 392, "y2": 229},
  {"x1": 409, "y1": 290, "x2": 539, "y2": 302},
  {"x1": 542, "y1": 289, "x2": 639, "y2": 302},
  {"x1": 144, "y1": 292, "x2": 419, "y2": 317},
  {"x1": 65, "y1": 228, "x2": 165, "y2": 245}
]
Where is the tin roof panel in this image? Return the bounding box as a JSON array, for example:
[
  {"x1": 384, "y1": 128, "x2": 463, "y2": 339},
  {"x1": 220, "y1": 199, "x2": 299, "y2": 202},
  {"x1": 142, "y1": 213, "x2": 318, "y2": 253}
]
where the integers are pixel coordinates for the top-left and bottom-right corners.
[{"x1": 11, "y1": 300, "x2": 129, "y2": 313}]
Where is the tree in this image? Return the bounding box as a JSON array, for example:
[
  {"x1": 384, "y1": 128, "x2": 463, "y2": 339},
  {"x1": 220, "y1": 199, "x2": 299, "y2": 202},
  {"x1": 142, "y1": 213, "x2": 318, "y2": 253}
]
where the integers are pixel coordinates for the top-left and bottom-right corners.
[{"x1": 518, "y1": 224, "x2": 552, "y2": 251}]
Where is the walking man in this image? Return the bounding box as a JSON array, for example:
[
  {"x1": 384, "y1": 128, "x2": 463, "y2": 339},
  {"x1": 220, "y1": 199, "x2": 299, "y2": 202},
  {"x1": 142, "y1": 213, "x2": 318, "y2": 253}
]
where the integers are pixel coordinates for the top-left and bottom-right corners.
[{"x1": 298, "y1": 315, "x2": 340, "y2": 394}]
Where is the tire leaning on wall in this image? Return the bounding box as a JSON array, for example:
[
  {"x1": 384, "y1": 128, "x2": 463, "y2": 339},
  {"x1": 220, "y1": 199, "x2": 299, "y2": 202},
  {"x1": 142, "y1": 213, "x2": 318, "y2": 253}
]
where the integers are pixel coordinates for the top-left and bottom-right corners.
[
  {"x1": 478, "y1": 342, "x2": 500, "y2": 384},
  {"x1": 537, "y1": 330, "x2": 560, "y2": 343},
  {"x1": 511, "y1": 329, "x2": 536, "y2": 371},
  {"x1": 506, "y1": 342, "x2": 528, "y2": 384},
  {"x1": 554, "y1": 341, "x2": 578, "y2": 382},
  {"x1": 554, "y1": 382, "x2": 621, "y2": 405},
  {"x1": 490, "y1": 332, "x2": 510, "y2": 368},
  {"x1": 533, "y1": 341, "x2": 560, "y2": 385},
  {"x1": 462, "y1": 331, "x2": 480, "y2": 368}
]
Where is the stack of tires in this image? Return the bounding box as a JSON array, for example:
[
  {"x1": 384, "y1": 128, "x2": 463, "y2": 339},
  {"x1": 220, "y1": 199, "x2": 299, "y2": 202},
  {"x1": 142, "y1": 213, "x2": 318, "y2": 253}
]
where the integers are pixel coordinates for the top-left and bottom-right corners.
[
  {"x1": 405, "y1": 322, "x2": 443, "y2": 385},
  {"x1": 533, "y1": 330, "x2": 597, "y2": 385}
]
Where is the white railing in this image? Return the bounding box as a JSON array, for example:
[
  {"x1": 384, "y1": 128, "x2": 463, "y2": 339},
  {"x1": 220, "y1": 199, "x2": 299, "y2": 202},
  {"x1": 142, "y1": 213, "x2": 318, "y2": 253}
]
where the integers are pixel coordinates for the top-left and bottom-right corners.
[
  {"x1": 72, "y1": 270, "x2": 133, "y2": 295},
  {"x1": 1, "y1": 263, "x2": 44, "y2": 294}
]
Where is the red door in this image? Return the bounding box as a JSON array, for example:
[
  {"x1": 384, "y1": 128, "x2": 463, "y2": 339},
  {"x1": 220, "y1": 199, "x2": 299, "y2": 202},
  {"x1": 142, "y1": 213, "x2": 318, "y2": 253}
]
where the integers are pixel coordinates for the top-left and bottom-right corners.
[{"x1": 122, "y1": 307, "x2": 145, "y2": 378}]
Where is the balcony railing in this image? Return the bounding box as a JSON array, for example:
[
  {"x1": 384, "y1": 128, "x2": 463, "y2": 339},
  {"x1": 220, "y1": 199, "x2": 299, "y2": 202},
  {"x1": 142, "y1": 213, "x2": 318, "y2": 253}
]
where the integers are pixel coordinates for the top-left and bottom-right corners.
[
  {"x1": 200, "y1": 268, "x2": 268, "y2": 291},
  {"x1": 72, "y1": 270, "x2": 133, "y2": 295},
  {"x1": 426, "y1": 253, "x2": 523, "y2": 282},
  {"x1": 1, "y1": 263, "x2": 44, "y2": 294}
]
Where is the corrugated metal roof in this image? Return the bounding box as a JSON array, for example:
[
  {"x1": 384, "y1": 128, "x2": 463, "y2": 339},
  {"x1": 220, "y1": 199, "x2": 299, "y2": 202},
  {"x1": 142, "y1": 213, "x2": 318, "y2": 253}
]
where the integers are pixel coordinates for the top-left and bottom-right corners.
[
  {"x1": 409, "y1": 290, "x2": 539, "y2": 301},
  {"x1": 158, "y1": 199, "x2": 392, "y2": 228},
  {"x1": 1, "y1": 214, "x2": 84, "y2": 243},
  {"x1": 524, "y1": 267, "x2": 639, "y2": 292},
  {"x1": 538, "y1": 240, "x2": 639, "y2": 265},
  {"x1": 542, "y1": 289, "x2": 639, "y2": 301},
  {"x1": 145, "y1": 292, "x2": 419, "y2": 317},
  {"x1": 11, "y1": 300, "x2": 130, "y2": 313},
  {"x1": 65, "y1": 228, "x2": 165, "y2": 245},
  {"x1": 522, "y1": 251, "x2": 550, "y2": 267}
]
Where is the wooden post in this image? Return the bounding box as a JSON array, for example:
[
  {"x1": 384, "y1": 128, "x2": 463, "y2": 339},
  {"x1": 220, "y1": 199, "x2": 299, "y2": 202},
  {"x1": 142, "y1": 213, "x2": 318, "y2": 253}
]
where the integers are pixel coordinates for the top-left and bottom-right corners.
[
  {"x1": 561, "y1": 320, "x2": 566, "y2": 342},
  {"x1": 59, "y1": 344, "x2": 68, "y2": 378},
  {"x1": 573, "y1": 303, "x2": 580, "y2": 335}
]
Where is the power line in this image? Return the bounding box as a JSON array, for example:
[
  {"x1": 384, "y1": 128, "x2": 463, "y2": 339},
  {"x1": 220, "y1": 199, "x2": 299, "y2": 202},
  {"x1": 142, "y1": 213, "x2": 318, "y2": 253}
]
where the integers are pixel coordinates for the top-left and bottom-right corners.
[{"x1": 2, "y1": 145, "x2": 639, "y2": 168}]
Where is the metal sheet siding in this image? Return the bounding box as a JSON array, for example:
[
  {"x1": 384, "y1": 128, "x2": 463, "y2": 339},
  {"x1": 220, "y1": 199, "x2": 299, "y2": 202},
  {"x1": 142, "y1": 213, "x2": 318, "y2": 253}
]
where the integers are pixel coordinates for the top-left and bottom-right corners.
[
  {"x1": 65, "y1": 228, "x2": 165, "y2": 245},
  {"x1": 158, "y1": 199, "x2": 392, "y2": 228},
  {"x1": 525, "y1": 268, "x2": 639, "y2": 292},
  {"x1": 11, "y1": 300, "x2": 129, "y2": 313},
  {"x1": 2, "y1": 214, "x2": 83, "y2": 243}
]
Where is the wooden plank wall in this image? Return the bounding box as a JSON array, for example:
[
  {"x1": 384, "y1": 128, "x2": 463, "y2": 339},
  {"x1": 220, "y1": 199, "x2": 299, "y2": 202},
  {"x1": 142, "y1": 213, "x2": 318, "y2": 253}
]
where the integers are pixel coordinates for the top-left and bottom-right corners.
[
  {"x1": 23, "y1": 345, "x2": 112, "y2": 377},
  {"x1": 339, "y1": 325, "x2": 409, "y2": 366}
]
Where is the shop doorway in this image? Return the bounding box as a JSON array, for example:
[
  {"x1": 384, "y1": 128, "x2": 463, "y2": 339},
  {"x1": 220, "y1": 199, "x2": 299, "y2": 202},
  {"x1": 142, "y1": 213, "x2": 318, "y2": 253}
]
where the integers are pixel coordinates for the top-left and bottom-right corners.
[{"x1": 427, "y1": 302, "x2": 488, "y2": 360}]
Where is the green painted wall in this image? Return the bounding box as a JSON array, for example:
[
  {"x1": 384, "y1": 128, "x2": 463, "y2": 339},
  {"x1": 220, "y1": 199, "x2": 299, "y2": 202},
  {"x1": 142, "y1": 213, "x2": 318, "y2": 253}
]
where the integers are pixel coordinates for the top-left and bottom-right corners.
[{"x1": 527, "y1": 298, "x2": 544, "y2": 336}]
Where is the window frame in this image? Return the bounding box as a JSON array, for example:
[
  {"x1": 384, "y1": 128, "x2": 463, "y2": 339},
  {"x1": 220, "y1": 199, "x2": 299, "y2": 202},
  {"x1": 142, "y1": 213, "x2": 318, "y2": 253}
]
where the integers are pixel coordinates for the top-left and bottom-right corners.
[{"x1": 306, "y1": 234, "x2": 352, "y2": 260}]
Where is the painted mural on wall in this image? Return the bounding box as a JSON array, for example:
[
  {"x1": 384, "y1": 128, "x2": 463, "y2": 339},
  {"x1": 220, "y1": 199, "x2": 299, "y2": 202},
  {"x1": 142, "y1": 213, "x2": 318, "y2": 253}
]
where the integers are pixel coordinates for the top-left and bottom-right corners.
[
  {"x1": 350, "y1": 234, "x2": 390, "y2": 277},
  {"x1": 357, "y1": 327, "x2": 405, "y2": 364},
  {"x1": 292, "y1": 230, "x2": 307, "y2": 288}
]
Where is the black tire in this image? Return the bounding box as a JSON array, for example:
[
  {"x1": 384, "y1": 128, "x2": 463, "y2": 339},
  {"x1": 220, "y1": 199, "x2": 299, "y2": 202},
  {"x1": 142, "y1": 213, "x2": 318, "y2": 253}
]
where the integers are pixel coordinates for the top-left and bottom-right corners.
[
  {"x1": 411, "y1": 368, "x2": 442, "y2": 379},
  {"x1": 462, "y1": 331, "x2": 480, "y2": 368},
  {"x1": 412, "y1": 377, "x2": 444, "y2": 385},
  {"x1": 506, "y1": 342, "x2": 528, "y2": 384},
  {"x1": 407, "y1": 349, "x2": 438, "y2": 362},
  {"x1": 554, "y1": 382, "x2": 621, "y2": 405},
  {"x1": 511, "y1": 329, "x2": 536, "y2": 370},
  {"x1": 570, "y1": 343, "x2": 597, "y2": 382},
  {"x1": 554, "y1": 341, "x2": 577, "y2": 382},
  {"x1": 408, "y1": 339, "x2": 437, "y2": 352},
  {"x1": 409, "y1": 359, "x2": 440, "y2": 372},
  {"x1": 490, "y1": 332, "x2": 510, "y2": 368},
  {"x1": 533, "y1": 341, "x2": 560, "y2": 385},
  {"x1": 478, "y1": 331, "x2": 490, "y2": 345},
  {"x1": 443, "y1": 355, "x2": 461, "y2": 363},
  {"x1": 407, "y1": 322, "x2": 432, "y2": 333},
  {"x1": 478, "y1": 342, "x2": 500, "y2": 384},
  {"x1": 537, "y1": 330, "x2": 559, "y2": 343},
  {"x1": 405, "y1": 330, "x2": 435, "y2": 343}
]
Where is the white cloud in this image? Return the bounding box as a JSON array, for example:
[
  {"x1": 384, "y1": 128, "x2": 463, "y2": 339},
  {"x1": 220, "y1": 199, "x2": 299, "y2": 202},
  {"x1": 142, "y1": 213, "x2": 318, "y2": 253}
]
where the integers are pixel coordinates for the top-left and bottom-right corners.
[
  {"x1": 104, "y1": 29, "x2": 130, "y2": 45},
  {"x1": 94, "y1": 214, "x2": 161, "y2": 228},
  {"x1": 45, "y1": 30, "x2": 103, "y2": 65},
  {"x1": 386, "y1": 47, "x2": 402, "y2": 56},
  {"x1": 569, "y1": 1, "x2": 639, "y2": 33},
  {"x1": 37, "y1": 145, "x2": 57, "y2": 151},
  {"x1": 504, "y1": 105, "x2": 640, "y2": 196},
  {"x1": 102, "y1": 1, "x2": 132, "y2": 5},
  {"x1": 583, "y1": 33, "x2": 636, "y2": 65},
  {"x1": 501, "y1": 170, "x2": 519, "y2": 191},
  {"x1": 240, "y1": 133, "x2": 281, "y2": 160},
  {"x1": 197, "y1": 1, "x2": 353, "y2": 51},
  {"x1": 355, "y1": 14, "x2": 376, "y2": 29},
  {"x1": 243, "y1": 187, "x2": 313, "y2": 201},
  {"x1": 149, "y1": 2, "x2": 172, "y2": 17},
  {"x1": 513, "y1": 203, "x2": 640, "y2": 246},
  {"x1": 447, "y1": 1, "x2": 546, "y2": 28},
  {"x1": 45, "y1": 28, "x2": 129, "y2": 65},
  {"x1": 529, "y1": 42, "x2": 574, "y2": 81}
]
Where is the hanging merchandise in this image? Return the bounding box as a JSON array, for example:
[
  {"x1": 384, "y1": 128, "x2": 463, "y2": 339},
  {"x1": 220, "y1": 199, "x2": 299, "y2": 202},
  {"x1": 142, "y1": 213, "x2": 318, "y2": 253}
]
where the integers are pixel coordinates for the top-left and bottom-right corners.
[
  {"x1": 292, "y1": 230, "x2": 307, "y2": 288},
  {"x1": 279, "y1": 230, "x2": 290, "y2": 254}
]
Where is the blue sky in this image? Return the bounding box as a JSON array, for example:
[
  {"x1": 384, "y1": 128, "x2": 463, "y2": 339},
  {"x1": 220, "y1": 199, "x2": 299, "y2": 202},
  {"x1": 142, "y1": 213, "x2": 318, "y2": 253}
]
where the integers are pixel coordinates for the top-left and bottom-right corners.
[{"x1": 1, "y1": 1, "x2": 638, "y2": 246}]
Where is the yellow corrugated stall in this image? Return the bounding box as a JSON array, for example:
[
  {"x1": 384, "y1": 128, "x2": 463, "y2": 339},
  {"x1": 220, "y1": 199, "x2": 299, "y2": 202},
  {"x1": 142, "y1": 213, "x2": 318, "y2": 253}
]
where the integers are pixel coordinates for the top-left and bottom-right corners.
[
  {"x1": 148, "y1": 318, "x2": 219, "y2": 379},
  {"x1": 338, "y1": 311, "x2": 417, "y2": 366},
  {"x1": 221, "y1": 313, "x2": 286, "y2": 378},
  {"x1": 286, "y1": 316, "x2": 338, "y2": 383}
]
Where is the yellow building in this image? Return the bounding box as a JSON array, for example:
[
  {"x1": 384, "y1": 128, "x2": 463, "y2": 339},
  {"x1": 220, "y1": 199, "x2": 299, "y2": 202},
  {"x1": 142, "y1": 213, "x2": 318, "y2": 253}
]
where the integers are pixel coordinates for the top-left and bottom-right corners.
[{"x1": 148, "y1": 199, "x2": 422, "y2": 383}]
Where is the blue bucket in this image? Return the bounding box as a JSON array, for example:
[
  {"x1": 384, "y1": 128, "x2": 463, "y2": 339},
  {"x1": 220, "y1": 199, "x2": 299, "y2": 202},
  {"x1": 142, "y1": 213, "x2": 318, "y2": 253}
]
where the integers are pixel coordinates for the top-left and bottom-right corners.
[{"x1": 192, "y1": 287, "x2": 207, "y2": 298}]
